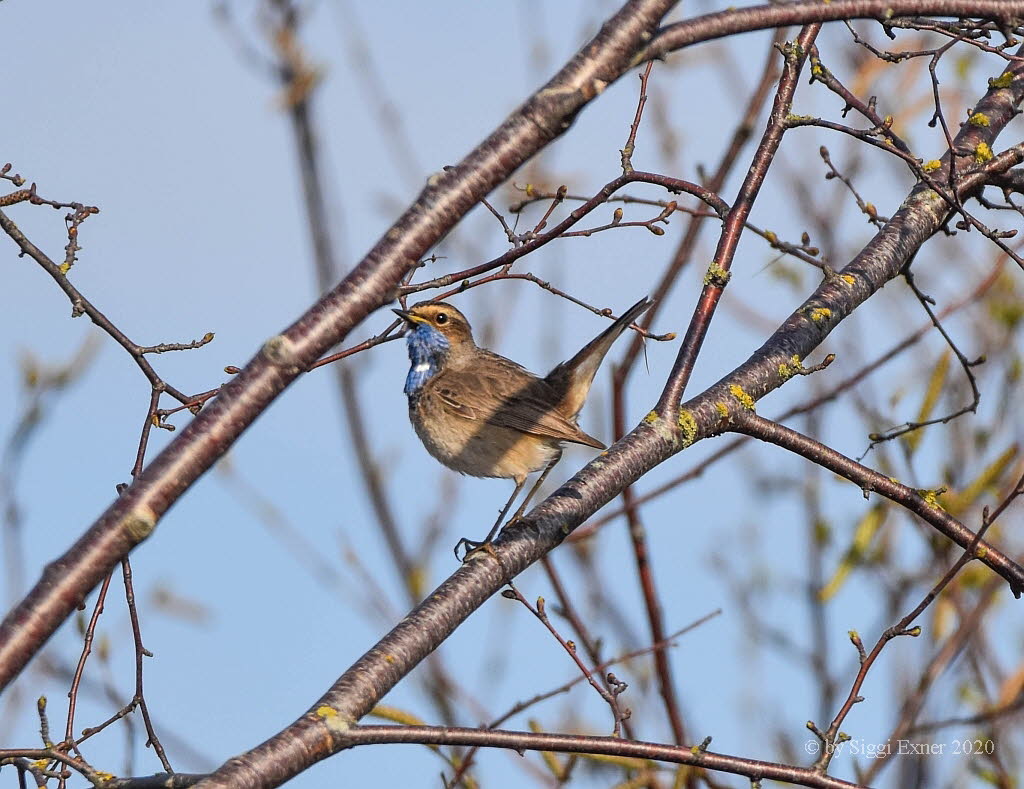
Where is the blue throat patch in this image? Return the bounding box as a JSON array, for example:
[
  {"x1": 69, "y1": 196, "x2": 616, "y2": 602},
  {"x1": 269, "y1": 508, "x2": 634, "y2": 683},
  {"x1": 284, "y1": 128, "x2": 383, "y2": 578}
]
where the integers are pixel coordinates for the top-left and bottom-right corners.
[{"x1": 404, "y1": 322, "x2": 450, "y2": 396}]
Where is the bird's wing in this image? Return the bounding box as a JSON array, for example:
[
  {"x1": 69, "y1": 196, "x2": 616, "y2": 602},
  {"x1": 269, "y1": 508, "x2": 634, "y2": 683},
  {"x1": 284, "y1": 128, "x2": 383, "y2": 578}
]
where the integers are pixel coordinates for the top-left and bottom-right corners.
[{"x1": 431, "y1": 365, "x2": 605, "y2": 450}]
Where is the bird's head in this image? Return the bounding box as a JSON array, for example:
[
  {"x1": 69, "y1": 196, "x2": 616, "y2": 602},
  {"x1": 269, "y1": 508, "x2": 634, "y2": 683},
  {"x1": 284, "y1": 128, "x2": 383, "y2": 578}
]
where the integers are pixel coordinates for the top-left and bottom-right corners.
[
  {"x1": 394, "y1": 302, "x2": 476, "y2": 397},
  {"x1": 393, "y1": 302, "x2": 475, "y2": 347}
]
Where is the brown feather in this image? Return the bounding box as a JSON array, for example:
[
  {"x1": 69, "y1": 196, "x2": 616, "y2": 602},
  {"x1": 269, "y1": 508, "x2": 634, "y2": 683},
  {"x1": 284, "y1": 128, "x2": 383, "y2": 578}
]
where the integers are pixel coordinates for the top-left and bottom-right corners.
[
  {"x1": 398, "y1": 298, "x2": 651, "y2": 486},
  {"x1": 430, "y1": 355, "x2": 605, "y2": 449}
]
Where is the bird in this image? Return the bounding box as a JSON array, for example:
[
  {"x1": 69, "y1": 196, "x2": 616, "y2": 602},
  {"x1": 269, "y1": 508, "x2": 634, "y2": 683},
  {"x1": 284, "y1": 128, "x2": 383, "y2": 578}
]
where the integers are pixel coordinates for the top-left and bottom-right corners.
[{"x1": 393, "y1": 296, "x2": 653, "y2": 556}]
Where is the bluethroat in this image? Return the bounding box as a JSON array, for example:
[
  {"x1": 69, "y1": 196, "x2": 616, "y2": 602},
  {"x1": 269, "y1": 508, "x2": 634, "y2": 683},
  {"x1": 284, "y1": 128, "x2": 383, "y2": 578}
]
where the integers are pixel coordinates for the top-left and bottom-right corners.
[{"x1": 394, "y1": 296, "x2": 653, "y2": 555}]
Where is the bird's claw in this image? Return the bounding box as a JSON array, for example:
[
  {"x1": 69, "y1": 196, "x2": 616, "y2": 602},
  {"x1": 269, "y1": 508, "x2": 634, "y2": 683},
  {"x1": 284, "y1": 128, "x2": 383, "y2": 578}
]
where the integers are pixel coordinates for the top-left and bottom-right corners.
[{"x1": 454, "y1": 537, "x2": 499, "y2": 563}]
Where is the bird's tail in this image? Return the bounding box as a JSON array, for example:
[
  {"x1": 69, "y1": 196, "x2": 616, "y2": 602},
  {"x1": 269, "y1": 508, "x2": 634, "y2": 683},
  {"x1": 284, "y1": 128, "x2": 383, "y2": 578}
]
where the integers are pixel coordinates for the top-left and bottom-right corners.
[{"x1": 545, "y1": 296, "x2": 654, "y2": 418}]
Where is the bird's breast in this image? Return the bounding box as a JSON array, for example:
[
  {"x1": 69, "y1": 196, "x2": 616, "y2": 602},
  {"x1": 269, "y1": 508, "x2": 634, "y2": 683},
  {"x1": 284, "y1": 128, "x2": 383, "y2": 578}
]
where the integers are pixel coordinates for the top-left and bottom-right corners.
[{"x1": 409, "y1": 388, "x2": 559, "y2": 482}]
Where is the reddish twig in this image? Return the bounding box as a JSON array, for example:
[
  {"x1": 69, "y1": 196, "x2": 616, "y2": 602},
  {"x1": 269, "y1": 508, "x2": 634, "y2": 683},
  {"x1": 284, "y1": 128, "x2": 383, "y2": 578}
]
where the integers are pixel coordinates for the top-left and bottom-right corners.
[
  {"x1": 620, "y1": 60, "x2": 655, "y2": 173},
  {"x1": 656, "y1": 25, "x2": 822, "y2": 414},
  {"x1": 503, "y1": 583, "x2": 631, "y2": 736}
]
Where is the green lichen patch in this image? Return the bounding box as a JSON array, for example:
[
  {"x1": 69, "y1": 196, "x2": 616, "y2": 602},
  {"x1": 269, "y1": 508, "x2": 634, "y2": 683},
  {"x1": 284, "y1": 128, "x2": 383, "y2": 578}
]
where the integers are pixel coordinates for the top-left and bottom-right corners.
[
  {"x1": 806, "y1": 306, "x2": 832, "y2": 324},
  {"x1": 677, "y1": 410, "x2": 698, "y2": 446},
  {"x1": 704, "y1": 261, "x2": 731, "y2": 288},
  {"x1": 778, "y1": 354, "x2": 804, "y2": 381},
  {"x1": 917, "y1": 488, "x2": 946, "y2": 510},
  {"x1": 728, "y1": 384, "x2": 756, "y2": 411}
]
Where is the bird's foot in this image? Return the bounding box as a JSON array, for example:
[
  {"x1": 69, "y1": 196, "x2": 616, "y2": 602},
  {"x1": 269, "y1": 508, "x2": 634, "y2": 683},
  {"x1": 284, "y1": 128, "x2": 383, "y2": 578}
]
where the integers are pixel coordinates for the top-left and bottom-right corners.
[
  {"x1": 454, "y1": 509, "x2": 523, "y2": 562},
  {"x1": 453, "y1": 536, "x2": 500, "y2": 563}
]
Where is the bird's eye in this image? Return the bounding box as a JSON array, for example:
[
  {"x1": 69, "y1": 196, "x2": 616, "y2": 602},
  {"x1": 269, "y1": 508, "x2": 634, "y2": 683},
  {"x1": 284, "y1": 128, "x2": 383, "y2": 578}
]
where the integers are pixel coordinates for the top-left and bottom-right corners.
[{"x1": 435, "y1": 313, "x2": 448, "y2": 325}]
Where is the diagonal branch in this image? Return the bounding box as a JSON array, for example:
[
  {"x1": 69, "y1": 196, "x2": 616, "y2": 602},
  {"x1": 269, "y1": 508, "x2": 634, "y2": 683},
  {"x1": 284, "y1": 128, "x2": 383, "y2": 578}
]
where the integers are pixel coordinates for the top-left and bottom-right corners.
[
  {"x1": 189, "y1": 22, "x2": 1024, "y2": 789},
  {"x1": 0, "y1": 0, "x2": 682, "y2": 692},
  {"x1": 655, "y1": 24, "x2": 821, "y2": 413},
  {"x1": 730, "y1": 412, "x2": 1010, "y2": 582},
  {"x1": 4, "y1": 5, "x2": 1024, "y2": 789}
]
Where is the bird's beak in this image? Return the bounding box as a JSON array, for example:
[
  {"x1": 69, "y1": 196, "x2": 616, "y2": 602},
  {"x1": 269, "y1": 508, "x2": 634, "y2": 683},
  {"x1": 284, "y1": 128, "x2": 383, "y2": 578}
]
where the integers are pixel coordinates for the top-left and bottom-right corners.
[
  {"x1": 393, "y1": 308, "x2": 426, "y2": 326},
  {"x1": 389, "y1": 309, "x2": 425, "y2": 329}
]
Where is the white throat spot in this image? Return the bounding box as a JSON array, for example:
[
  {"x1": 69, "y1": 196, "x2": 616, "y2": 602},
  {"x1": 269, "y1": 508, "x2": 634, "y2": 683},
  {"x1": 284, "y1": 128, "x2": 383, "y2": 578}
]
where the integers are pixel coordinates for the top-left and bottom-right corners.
[{"x1": 414, "y1": 362, "x2": 431, "y2": 373}]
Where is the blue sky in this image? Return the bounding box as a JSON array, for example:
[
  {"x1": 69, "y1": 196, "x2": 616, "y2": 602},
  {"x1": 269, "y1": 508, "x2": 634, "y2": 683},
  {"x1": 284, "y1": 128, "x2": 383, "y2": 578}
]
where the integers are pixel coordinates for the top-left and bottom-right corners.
[{"x1": 2, "y1": 3, "x2": 1021, "y2": 787}]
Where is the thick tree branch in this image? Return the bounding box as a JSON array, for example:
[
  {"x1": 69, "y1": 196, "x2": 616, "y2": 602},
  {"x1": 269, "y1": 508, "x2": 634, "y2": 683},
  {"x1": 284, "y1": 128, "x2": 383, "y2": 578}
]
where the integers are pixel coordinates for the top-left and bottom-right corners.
[
  {"x1": 0, "y1": 0, "x2": 681, "y2": 692},
  {"x1": 190, "y1": 26, "x2": 1024, "y2": 789},
  {"x1": 4, "y1": 5, "x2": 1024, "y2": 788}
]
